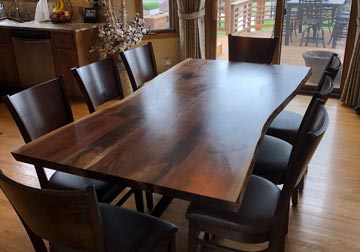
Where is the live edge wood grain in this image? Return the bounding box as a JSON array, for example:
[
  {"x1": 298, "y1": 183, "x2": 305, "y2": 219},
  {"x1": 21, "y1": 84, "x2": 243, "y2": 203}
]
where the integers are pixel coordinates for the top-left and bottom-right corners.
[{"x1": 11, "y1": 59, "x2": 311, "y2": 211}]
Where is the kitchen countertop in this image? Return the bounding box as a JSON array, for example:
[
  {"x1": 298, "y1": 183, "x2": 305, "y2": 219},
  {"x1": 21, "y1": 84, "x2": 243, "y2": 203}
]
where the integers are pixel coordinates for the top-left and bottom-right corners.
[{"x1": 0, "y1": 19, "x2": 102, "y2": 32}]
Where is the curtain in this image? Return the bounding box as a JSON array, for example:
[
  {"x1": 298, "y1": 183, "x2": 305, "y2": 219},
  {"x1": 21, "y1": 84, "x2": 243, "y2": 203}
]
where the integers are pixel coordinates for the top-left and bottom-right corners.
[
  {"x1": 341, "y1": 0, "x2": 360, "y2": 114},
  {"x1": 177, "y1": 0, "x2": 206, "y2": 60}
]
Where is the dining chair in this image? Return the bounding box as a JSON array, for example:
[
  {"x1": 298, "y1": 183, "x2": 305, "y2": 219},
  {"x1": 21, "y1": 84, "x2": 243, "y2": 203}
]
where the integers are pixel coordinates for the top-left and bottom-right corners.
[
  {"x1": 186, "y1": 97, "x2": 329, "y2": 252},
  {"x1": 71, "y1": 55, "x2": 124, "y2": 113},
  {"x1": 120, "y1": 42, "x2": 158, "y2": 92},
  {"x1": 228, "y1": 35, "x2": 279, "y2": 64},
  {"x1": 298, "y1": 0, "x2": 326, "y2": 47},
  {"x1": 0, "y1": 169, "x2": 177, "y2": 252},
  {"x1": 267, "y1": 53, "x2": 340, "y2": 145},
  {"x1": 257, "y1": 73, "x2": 333, "y2": 206},
  {"x1": 2, "y1": 76, "x2": 127, "y2": 205},
  {"x1": 72, "y1": 58, "x2": 154, "y2": 211}
]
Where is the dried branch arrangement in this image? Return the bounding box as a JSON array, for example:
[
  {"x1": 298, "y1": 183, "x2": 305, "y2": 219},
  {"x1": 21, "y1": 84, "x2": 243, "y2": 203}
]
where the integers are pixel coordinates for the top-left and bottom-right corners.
[{"x1": 92, "y1": 0, "x2": 147, "y2": 57}]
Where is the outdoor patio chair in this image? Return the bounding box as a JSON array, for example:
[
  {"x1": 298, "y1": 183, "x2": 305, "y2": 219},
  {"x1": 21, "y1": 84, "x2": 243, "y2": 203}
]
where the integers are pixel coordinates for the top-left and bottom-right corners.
[{"x1": 298, "y1": 0, "x2": 326, "y2": 47}]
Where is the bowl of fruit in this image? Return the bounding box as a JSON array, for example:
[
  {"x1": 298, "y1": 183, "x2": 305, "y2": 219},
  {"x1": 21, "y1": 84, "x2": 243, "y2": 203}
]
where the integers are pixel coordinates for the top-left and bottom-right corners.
[{"x1": 50, "y1": 0, "x2": 72, "y2": 23}]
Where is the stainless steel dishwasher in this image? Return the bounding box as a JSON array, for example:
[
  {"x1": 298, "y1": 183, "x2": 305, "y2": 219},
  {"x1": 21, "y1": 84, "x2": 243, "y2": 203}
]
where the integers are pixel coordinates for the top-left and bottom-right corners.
[{"x1": 11, "y1": 29, "x2": 56, "y2": 88}]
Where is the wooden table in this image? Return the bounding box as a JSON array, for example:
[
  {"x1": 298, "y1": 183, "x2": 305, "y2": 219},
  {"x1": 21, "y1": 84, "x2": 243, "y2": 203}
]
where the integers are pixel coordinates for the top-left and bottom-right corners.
[{"x1": 12, "y1": 59, "x2": 310, "y2": 213}]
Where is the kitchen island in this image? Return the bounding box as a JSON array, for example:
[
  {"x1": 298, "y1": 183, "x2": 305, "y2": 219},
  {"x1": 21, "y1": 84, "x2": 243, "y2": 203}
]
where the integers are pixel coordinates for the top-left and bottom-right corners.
[{"x1": 0, "y1": 20, "x2": 101, "y2": 98}]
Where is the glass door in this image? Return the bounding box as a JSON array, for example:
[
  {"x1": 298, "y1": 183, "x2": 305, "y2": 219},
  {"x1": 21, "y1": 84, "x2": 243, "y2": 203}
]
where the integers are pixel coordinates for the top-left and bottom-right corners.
[
  {"x1": 215, "y1": 0, "x2": 353, "y2": 94},
  {"x1": 280, "y1": 0, "x2": 351, "y2": 92},
  {"x1": 216, "y1": 0, "x2": 279, "y2": 61}
]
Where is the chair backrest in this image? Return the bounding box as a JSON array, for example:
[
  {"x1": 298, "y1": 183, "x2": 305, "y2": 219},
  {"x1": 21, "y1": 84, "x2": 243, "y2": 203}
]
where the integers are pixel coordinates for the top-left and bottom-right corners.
[
  {"x1": 2, "y1": 76, "x2": 74, "y2": 187},
  {"x1": 0, "y1": 170, "x2": 106, "y2": 252},
  {"x1": 71, "y1": 55, "x2": 124, "y2": 113},
  {"x1": 228, "y1": 35, "x2": 279, "y2": 64},
  {"x1": 315, "y1": 73, "x2": 334, "y2": 103},
  {"x1": 324, "y1": 53, "x2": 342, "y2": 81},
  {"x1": 298, "y1": 0, "x2": 323, "y2": 22},
  {"x1": 274, "y1": 97, "x2": 328, "y2": 226},
  {"x1": 3, "y1": 76, "x2": 73, "y2": 142},
  {"x1": 120, "y1": 42, "x2": 158, "y2": 91},
  {"x1": 314, "y1": 53, "x2": 338, "y2": 101}
]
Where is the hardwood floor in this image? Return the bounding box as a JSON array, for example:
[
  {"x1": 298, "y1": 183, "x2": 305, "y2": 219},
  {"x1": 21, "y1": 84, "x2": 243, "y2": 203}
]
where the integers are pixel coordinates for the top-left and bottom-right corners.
[{"x1": 0, "y1": 96, "x2": 359, "y2": 252}]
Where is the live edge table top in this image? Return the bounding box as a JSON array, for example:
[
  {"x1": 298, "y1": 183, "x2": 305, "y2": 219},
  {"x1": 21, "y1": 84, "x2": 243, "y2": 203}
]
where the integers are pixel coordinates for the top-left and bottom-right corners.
[{"x1": 12, "y1": 59, "x2": 311, "y2": 211}]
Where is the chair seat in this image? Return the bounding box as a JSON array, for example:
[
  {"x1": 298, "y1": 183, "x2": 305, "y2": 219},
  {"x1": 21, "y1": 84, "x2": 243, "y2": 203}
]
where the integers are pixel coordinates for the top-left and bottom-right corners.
[
  {"x1": 267, "y1": 110, "x2": 303, "y2": 145},
  {"x1": 48, "y1": 171, "x2": 124, "y2": 203},
  {"x1": 51, "y1": 203, "x2": 177, "y2": 252},
  {"x1": 252, "y1": 135, "x2": 292, "y2": 185},
  {"x1": 187, "y1": 175, "x2": 280, "y2": 242},
  {"x1": 100, "y1": 203, "x2": 177, "y2": 252}
]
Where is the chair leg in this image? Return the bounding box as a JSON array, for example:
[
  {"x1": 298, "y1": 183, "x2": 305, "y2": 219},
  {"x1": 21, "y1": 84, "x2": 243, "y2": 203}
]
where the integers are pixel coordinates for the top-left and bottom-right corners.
[
  {"x1": 188, "y1": 221, "x2": 201, "y2": 252},
  {"x1": 291, "y1": 188, "x2": 299, "y2": 206},
  {"x1": 145, "y1": 192, "x2": 154, "y2": 210},
  {"x1": 167, "y1": 237, "x2": 176, "y2": 252},
  {"x1": 298, "y1": 175, "x2": 305, "y2": 191},
  {"x1": 284, "y1": 204, "x2": 290, "y2": 235},
  {"x1": 134, "y1": 189, "x2": 144, "y2": 212}
]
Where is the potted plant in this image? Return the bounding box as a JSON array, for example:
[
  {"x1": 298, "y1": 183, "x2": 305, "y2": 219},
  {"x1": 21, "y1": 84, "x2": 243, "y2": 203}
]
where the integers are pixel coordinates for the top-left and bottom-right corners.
[{"x1": 143, "y1": 1, "x2": 160, "y2": 16}]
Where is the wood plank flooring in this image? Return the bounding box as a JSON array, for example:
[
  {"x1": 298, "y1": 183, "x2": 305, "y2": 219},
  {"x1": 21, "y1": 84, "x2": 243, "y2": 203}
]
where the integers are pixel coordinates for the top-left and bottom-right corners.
[{"x1": 0, "y1": 96, "x2": 359, "y2": 252}]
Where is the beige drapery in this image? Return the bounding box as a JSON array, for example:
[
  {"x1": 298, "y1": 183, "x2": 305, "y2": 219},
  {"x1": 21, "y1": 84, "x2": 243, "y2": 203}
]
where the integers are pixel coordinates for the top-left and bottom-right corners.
[
  {"x1": 341, "y1": 0, "x2": 360, "y2": 113},
  {"x1": 177, "y1": 0, "x2": 206, "y2": 60}
]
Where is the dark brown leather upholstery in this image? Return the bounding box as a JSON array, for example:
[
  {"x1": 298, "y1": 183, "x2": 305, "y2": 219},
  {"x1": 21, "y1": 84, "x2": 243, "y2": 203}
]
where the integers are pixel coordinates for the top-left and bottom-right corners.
[
  {"x1": 187, "y1": 175, "x2": 280, "y2": 241},
  {"x1": 252, "y1": 135, "x2": 291, "y2": 185},
  {"x1": 71, "y1": 55, "x2": 124, "y2": 113},
  {"x1": 254, "y1": 77, "x2": 333, "y2": 206},
  {"x1": 186, "y1": 98, "x2": 329, "y2": 252},
  {"x1": 228, "y1": 35, "x2": 279, "y2": 64},
  {"x1": 0, "y1": 170, "x2": 177, "y2": 252},
  {"x1": 2, "y1": 77, "x2": 125, "y2": 203},
  {"x1": 120, "y1": 42, "x2": 158, "y2": 91},
  {"x1": 267, "y1": 53, "x2": 340, "y2": 145}
]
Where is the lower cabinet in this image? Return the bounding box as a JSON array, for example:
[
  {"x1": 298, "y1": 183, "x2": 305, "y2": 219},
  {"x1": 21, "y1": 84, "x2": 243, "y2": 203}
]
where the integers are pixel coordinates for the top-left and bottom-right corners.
[
  {"x1": 0, "y1": 26, "x2": 100, "y2": 99},
  {"x1": 0, "y1": 29, "x2": 19, "y2": 90},
  {"x1": 52, "y1": 29, "x2": 100, "y2": 99}
]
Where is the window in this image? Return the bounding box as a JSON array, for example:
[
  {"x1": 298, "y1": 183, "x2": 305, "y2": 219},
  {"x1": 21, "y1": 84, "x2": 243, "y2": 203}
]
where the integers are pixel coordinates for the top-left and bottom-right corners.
[{"x1": 135, "y1": 0, "x2": 176, "y2": 33}]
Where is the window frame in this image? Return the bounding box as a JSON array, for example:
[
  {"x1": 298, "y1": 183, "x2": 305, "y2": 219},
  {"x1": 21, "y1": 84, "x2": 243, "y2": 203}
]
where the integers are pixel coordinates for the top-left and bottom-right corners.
[{"x1": 135, "y1": 0, "x2": 178, "y2": 38}]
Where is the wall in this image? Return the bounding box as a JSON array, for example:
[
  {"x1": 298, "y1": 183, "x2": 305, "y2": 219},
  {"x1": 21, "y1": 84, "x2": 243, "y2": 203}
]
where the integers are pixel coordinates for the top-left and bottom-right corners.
[{"x1": 122, "y1": 0, "x2": 180, "y2": 73}]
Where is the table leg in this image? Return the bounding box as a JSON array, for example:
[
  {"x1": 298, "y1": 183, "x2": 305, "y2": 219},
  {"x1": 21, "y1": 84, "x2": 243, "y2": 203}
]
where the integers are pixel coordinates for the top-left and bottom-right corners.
[{"x1": 150, "y1": 196, "x2": 173, "y2": 217}]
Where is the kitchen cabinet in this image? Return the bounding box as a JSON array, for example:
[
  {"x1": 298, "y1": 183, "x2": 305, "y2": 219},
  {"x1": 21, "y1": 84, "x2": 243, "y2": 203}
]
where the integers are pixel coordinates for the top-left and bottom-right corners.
[
  {"x1": 52, "y1": 29, "x2": 99, "y2": 98},
  {"x1": 0, "y1": 22, "x2": 100, "y2": 99},
  {"x1": 0, "y1": 28, "x2": 19, "y2": 90}
]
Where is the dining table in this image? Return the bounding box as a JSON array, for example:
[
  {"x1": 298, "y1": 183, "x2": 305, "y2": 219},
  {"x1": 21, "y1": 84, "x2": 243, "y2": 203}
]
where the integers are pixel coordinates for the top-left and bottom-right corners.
[
  {"x1": 284, "y1": 0, "x2": 346, "y2": 46},
  {"x1": 11, "y1": 58, "x2": 311, "y2": 216}
]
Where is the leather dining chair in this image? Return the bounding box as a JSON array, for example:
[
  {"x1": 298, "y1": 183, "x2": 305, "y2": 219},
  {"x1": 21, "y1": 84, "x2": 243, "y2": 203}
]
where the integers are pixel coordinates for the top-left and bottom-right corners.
[
  {"x1": 71, "y1": 55, "x2": 124, "y2": 113},
  {"x1": 267, "y1": 53, "x2": 340, "y2": 145},
  {"x1": 186, "y1": 97, "x2": 329, "y2": 252},
  {"x1": 71, "y1": 57, "x2": 154, "y2": 211},
  {"x1": 120, "y1": 42, "x2": 158, "y2": 91},
  {"x1": 2, "y1": 76, "x2": 126, "y2": 204},
  {"x1": 0, "y1": 169, "x2": 177, "y2": 252},
  {"x1": 255, "y1": 73, "x2": 334, "y2": 206},
  {"x1": 228, "y1": 35, "x2": 279, "y2": 64}
]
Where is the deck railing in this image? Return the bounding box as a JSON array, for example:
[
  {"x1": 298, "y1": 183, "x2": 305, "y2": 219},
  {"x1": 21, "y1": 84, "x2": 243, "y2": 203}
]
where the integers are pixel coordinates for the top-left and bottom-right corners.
[{"x1": 218, "y1": 0, "x2": 274, "y2": 34}]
